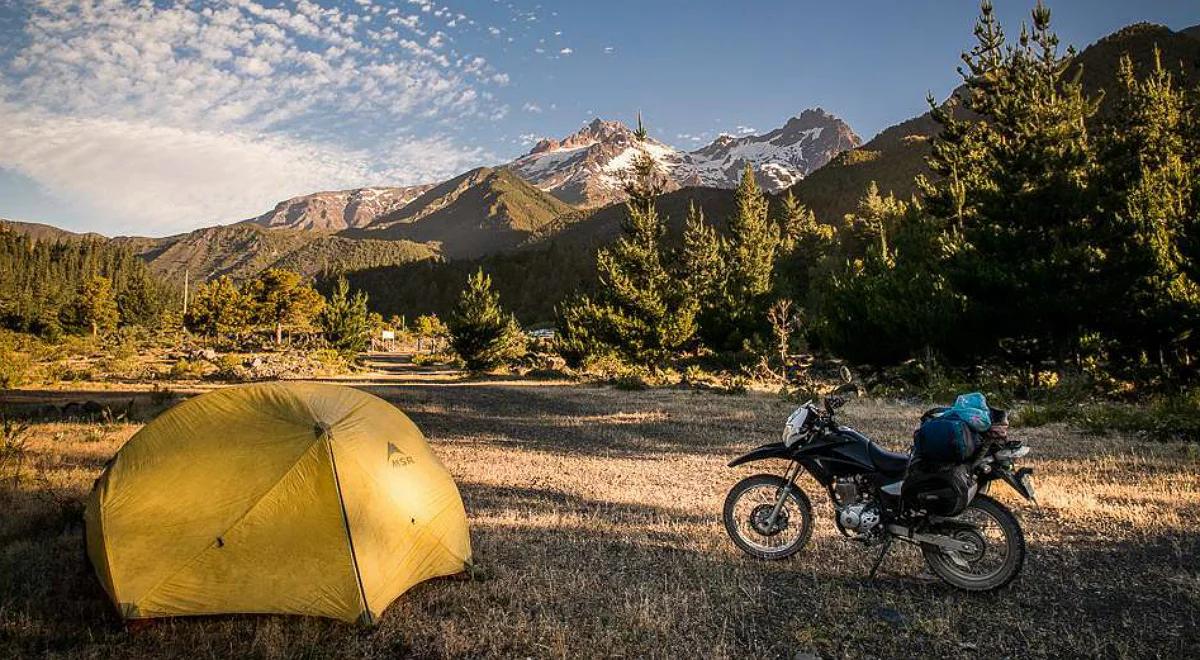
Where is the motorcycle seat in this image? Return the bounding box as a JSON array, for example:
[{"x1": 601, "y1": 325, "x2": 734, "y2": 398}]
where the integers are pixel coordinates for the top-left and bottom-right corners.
[{"x1": 868, "y1": 442, "x2": 910, "y2": 475}]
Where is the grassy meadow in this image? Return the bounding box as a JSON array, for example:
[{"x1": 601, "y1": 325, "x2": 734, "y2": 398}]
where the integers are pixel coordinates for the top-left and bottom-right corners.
[{"x1": 1, "y1": 361, "x2": 1198, "y2": 658}]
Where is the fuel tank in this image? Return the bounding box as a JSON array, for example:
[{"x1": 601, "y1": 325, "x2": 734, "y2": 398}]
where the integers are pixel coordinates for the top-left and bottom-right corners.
[{"x1": 812, "y1": 427, "x2": 876, "y2": 476}]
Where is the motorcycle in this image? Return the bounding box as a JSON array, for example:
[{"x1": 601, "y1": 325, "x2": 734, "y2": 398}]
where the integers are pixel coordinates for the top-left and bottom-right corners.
[{"x1": 722, "y1": 396, "x2": 1035, "y2": 591}]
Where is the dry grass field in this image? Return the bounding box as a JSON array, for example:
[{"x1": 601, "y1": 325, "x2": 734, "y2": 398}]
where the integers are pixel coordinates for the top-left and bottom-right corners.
[{"x1": 1, "y1": 363, "x2": 1198, "y2": 658}]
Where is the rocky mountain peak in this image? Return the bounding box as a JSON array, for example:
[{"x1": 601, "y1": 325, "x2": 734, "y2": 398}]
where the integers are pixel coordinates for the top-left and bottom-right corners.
[
  {"x1": 680, "y1": 108, "x2": 861, "y2": 192},
  {"x1": 508, "y1": 110, "x2": 861, "y2": 205},
  {"x1": 508, "y1": 117, "x2": 685, "y2": 207},
  {"x1": 250, "y1": 184, "x2": 433, "y2": 232}
]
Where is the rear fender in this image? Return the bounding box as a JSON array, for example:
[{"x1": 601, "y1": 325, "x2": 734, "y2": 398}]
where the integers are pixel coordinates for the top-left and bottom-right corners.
[{"x1": 727, "y1": 442, "x2": 793, "y2": 467}]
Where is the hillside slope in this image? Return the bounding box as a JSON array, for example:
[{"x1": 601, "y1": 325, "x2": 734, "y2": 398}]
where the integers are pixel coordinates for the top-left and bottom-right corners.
[
  {"x1": 0, "y1": 219, "x2": 110, "y2": 242},
  {"x1": 347, "y1": 167, "x2": 578, "y2": 258},
  {"x1": 134, "y1": 223, "x2": 436, "y2": 282},
  {"x1": 790, "y1": 22, "x2": 1200, "y2": 224},
  {"x1": 346, "y1": 185, "x2": 741, "y2": 324}
]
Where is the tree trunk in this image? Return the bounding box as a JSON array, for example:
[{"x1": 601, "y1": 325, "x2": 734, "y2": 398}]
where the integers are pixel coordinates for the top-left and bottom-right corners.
[{"x1": 275, "y1": 322, "x2": 283, "y2": 346}]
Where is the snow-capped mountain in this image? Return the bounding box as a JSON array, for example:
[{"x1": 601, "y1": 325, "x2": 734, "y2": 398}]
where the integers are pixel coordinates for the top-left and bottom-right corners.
[
  {"x1": 508, "y1": 118, "x2": 689, "y2": 208},
  {"x1": 681, "y1": 108, "x2": 862, "y2": 191},
  {"x1": 250, "y1": 184, "x2": 434, "y2": 232},
  {"x1": 507, "y1": 109, "x2": 860, "y2": 206}
]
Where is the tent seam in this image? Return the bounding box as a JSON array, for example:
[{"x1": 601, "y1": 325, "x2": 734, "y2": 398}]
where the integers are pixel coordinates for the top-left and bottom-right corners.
[{"x1": 323, "y1": 433, "x2": 373, "y2": 625}]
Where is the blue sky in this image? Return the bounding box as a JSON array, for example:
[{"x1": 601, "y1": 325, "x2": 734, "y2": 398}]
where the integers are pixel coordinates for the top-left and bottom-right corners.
[{"x1": 0, "y1": 0, "x2": 1196, "y2": 236}]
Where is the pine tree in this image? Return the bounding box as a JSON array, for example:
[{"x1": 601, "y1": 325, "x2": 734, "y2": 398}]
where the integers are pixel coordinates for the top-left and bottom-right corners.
[
  {"x1": 811, "y1": 191, "x2": 954, "y2": 364},
  {"x1": 0, "y1": 229, "x2": 169, "y2": 337},
  {"x1": 558, "y1": 116, "x2": 697, "y2": 367},
  {"x1": 728, "y1": 164, "x2": 777, "y2": 302},
  {"x1": 448, "y1": 268, "x2": 526, "y2": 372},
  {"x1": 775, "y1": 190, "x2": 834, "y2": 305},
  {"x1": 185, "y1": 277, "x2": 252, "y2": 341},
  {"x1": 318, "y1": 276, "x2": 371, "y2": 356},
  {"x1": 701, "y1": 164, "x2": 780, "y2": 351},
  {"x1": 920, "y1": 0, "x2": 1101, "y2": 363},
  {"x1": 247, "y1": 269, "x2": 325, "y2": 345},
  {"x1": 76, "y1": 275, "x2": 119, "y2": 337},
  {"x1": 679, "y1": 201, "x2": 723, "y2": 308},
  {"x1": 1097, "y1": 50, "x2": 1200, "y2": 370}
]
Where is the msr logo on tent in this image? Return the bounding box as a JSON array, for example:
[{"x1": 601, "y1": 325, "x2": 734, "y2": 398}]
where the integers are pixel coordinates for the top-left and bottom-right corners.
[{"x1": 387, "y1": 442, "x2": 415, "y2": 467}]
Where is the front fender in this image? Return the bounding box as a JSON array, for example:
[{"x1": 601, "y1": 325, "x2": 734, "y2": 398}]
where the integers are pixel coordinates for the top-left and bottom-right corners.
[{"x1": 727, "y1": 442, "x2": 793, "y2": 467}]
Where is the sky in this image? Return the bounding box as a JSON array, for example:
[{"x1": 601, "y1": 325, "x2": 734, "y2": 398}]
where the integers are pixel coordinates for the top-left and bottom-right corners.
[{"x1": 0, "y1": 0, "x2": 1196, "y2": 236}]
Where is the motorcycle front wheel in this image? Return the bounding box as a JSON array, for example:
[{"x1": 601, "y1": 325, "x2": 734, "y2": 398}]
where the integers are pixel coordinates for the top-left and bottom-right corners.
[
  {"x1": 922, "y1": 494, "x2": 1025, "y2": 591},
  {"x1": 723, "y1": 473, "x2": 813, "y2": 560}
]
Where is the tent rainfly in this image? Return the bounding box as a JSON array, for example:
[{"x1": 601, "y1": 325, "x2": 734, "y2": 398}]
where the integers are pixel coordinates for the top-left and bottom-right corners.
[{"x1": 84, "y1": 382, "x2": 471, "y2": 624}]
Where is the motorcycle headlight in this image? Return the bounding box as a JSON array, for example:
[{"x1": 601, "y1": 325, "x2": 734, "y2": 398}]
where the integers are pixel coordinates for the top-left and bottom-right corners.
[{"x1": 782, "y1": 403, "x2": 812, "y2": 447}]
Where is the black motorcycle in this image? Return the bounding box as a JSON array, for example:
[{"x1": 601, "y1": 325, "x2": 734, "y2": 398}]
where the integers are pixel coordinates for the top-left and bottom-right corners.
[{"x1": 722, "y1": 396, "x2": 1035, "y2": 591}]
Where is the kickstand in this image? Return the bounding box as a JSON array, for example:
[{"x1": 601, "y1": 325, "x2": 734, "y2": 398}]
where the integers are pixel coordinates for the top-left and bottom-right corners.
[{"x1": 868, "y1": 536, "x2": 893, "y2": 580}]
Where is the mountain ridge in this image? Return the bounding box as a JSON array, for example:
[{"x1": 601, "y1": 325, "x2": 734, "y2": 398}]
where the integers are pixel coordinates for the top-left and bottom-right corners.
[
  {"x1": 506, "y1": 109, "x2": 860, "y2": 207},
  {"x1": 249, "y1": 184, "x2": 435, "y2": 232}
]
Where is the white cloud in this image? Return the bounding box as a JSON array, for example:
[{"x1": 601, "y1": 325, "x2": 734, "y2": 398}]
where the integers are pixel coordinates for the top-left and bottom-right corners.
[
  {"x1": 603, "y1": 46, "x2": 615, "y2": 54},
  {"x1": 0, "y1": 108, "x2": 489, "y2": 234},
  {"x1": 559, "y1": 47, "x2": 573, "y2": 55},
  {"x1": 522, "y1": 102, "x2": 542, "y2": 114},
  {"x1": 516, "y1": 133, "x2": 542, "y2": 147},
  {"x1": 0, "y1": 0, "x2": 506, "y2": 233}
]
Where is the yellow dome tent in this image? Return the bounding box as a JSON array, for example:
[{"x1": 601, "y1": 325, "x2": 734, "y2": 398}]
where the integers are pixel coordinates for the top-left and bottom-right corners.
[{"x1": 84, "y1": 382, "x2": 471, "y2": 624}]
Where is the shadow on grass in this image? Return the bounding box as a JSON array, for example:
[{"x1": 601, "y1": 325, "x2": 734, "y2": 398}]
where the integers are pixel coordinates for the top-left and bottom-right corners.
[
  {"x1": 0, "y1": 389, "x2": 187, "y2": 424},
  {"x1": 359, "y1": 382, "x2": 781, "y2": 460},
  {"x1": 2, "y1": 475, "x2": 1197, "y2": 658}
]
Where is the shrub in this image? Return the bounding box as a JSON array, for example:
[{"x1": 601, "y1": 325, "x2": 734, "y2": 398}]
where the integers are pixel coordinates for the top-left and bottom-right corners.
[
  {"x1": 0, "y1": 413, "x2": 31, "y2": 492},
  {"x1": 613, "y1": 372, "x2": 649, "y2": 391},
  {"x1": 0, "y1": 342, "x2": 34, "y2": 389},
  {"x1": 213, "y1": 354, "x2": 246, "y2": 381},
  {"x1": 1016, "y1": 391, "x2": 1200, "y2": 443},
  {"x1": 448, "y1": 269, "x2": 526, "y2": 373},
  {"x1": 411, "y1": 351, "x2": 458, "y2": 368},
  {"x1": 168, "y1": 359, "x2": 207, "y2": 380},
  {"x1": 308, "y1": 349, "x2": 353, "y2": 374},
  {"x1": 318, "y1": 276, "x2": 371, "y2": 356},
  {"x1": 149, "y1": 385, "x2": 178, "y2": 408},
  {"x1": 99, "y1": 355, "x2": 142, "y2": 380}
]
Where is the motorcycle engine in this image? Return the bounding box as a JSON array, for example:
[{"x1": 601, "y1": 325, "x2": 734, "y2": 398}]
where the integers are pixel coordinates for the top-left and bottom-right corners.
[
  {"x1": 839, "y1": 502, "x2": 880, "y2": 532},
  {"x1": 834, "y1": 478, "x2": 882, "y2": 538}
]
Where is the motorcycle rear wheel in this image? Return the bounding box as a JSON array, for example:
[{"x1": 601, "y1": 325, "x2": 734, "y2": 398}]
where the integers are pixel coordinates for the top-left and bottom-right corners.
[
  {"x1": 922, "y1": 494, "x2": 1025, "y2": 591},
  {"x1": 723, "y1": 473, "x2": 813, "y2": 560}
]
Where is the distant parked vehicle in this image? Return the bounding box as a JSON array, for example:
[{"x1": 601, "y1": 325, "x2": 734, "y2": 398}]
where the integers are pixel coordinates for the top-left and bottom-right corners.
[{"x1": 723, "y1": 395, "x2": 1034, "y2": 591}]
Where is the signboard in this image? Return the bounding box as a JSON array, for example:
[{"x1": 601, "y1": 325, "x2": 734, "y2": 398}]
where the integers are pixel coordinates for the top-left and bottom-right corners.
[{"x1": 381, "y1": 330, "x2": 396, "y2": 340}]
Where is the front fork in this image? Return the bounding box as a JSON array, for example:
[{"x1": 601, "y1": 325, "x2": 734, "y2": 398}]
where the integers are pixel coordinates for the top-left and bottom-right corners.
[{"x1": 766, "y1": 462, "x2": 803, "y2": 528}]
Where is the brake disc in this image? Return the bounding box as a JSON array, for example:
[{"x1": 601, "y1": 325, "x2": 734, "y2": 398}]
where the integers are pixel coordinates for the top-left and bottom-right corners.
[{"x1": 750, "y1": 503, "x2": 789, "y2": 536}]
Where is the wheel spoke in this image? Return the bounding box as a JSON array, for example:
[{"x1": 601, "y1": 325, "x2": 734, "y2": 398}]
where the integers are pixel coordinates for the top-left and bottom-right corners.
[
  {"x1": 730, "y1": 484, "x2": 805, "y2": 554},
  {"x1": 925, "y1": 498, "x2": 1019, "y2": 587}
]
